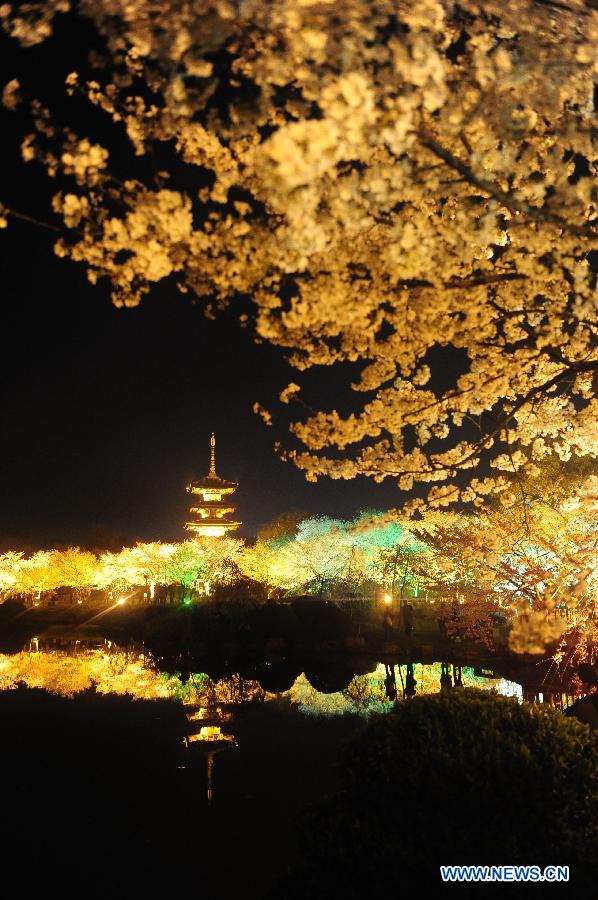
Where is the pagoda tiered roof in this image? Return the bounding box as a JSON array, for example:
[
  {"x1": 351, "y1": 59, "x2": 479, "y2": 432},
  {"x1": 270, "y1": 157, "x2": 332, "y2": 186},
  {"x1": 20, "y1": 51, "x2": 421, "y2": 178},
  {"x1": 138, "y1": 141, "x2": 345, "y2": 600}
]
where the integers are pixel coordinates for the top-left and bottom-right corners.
[
  {"x1": 185, "y1": 516, "x2": 242, "y2": 530},
  {"x1": 184, "y1": 432, "x2": 242, "y2": 537},
  {"x1": 187, "y1": 474, "x2": 238, "y2": 495},
  {"x1": 189, "y1": 499, "x2": 237, "y2": 512}
]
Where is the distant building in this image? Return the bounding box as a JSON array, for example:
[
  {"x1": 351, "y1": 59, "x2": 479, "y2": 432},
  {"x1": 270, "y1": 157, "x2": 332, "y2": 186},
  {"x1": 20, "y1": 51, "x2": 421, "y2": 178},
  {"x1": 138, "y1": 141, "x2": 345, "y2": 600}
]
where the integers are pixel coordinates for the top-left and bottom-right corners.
[{"x1": 184, "y1": 433, "x2": 242, "y2": 537}]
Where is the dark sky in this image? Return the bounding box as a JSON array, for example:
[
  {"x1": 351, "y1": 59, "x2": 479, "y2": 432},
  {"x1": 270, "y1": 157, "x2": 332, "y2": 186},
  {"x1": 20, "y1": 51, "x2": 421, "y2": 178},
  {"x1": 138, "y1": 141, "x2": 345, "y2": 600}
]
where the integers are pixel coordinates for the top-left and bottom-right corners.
[{"x1": 0, "y1": 13, "x2": 402, "y2": 549}]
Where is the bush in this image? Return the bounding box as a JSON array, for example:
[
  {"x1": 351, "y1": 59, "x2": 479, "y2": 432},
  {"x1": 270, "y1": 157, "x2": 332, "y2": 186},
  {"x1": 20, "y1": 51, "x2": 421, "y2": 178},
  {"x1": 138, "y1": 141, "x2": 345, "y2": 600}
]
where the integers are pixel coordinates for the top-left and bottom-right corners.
[
  {"x1": 290, "y1": 599, "x2": 352, "y2": 640},
  {"x1": 250, "y1": 601, "x2": 299, "y2": 640},
  {"x1": 282, "y1": 689, "x2": 597, "y2": 896},
  {"x1": 190, "y1": 596, "x2": 262, "y2": 640}
]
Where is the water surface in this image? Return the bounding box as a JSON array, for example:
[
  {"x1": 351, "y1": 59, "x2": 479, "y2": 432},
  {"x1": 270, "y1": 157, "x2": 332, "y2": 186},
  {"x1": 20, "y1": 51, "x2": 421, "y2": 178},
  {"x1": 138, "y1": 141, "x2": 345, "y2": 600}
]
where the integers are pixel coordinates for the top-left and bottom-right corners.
[{"x1": 0, "y1": 635, "x2": 581, "y2": 896}]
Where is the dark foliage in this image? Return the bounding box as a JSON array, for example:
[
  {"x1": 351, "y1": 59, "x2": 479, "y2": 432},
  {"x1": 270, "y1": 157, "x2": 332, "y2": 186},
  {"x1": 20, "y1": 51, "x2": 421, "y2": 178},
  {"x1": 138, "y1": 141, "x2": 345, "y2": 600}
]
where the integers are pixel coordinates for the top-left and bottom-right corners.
[
  {"x1": 279, "y1": 689, "x2": 598, "y2": 897},
  {"x1": 290, "y1": 599, "x2": 352, "y2": 640}
]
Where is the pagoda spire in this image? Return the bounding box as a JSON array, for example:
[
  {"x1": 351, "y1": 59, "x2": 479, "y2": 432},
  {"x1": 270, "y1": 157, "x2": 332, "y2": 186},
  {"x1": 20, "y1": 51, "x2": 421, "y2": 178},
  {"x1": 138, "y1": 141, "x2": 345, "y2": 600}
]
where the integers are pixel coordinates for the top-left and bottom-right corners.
[{"x1": 209, "y1": 432, "x2": 216, "y2": 476}]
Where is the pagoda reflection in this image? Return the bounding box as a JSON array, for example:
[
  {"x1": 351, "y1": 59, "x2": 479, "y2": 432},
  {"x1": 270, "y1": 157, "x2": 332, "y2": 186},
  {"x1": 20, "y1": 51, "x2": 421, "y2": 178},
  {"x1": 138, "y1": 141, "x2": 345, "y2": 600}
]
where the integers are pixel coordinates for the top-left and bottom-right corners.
[{"x1": 184, "y1": 702, "x2": 237, "y2": 803}]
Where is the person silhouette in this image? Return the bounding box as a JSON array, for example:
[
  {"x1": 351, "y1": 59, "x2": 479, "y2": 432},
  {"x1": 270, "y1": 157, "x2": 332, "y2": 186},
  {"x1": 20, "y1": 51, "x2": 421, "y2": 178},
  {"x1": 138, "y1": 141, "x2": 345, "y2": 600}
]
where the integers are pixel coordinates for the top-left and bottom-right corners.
[
  {"x1": 404, "y1": 662, "x2": 417, "y2": 697},
  {"x1": 440, "y1": 662, "x2": 453, "y2": 690},
  {"x1": 402, "y1": 602, "x2": 414, "y2": 637}
]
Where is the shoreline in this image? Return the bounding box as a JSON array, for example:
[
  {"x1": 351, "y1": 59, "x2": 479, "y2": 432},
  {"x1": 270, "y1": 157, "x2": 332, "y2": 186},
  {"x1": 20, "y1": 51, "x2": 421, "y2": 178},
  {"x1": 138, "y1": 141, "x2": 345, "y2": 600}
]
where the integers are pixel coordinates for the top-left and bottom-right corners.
[{"x1": 0, "y1": 598, "x2": 579, "y2": 700}]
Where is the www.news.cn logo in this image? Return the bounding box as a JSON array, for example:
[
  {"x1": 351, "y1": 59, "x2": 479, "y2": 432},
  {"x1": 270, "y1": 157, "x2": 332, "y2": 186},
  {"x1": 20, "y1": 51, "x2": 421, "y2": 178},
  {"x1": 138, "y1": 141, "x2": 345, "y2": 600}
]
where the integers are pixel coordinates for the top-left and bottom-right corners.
[{"x1": 440, "y1": 865, "x2": 569, "y2": 883}]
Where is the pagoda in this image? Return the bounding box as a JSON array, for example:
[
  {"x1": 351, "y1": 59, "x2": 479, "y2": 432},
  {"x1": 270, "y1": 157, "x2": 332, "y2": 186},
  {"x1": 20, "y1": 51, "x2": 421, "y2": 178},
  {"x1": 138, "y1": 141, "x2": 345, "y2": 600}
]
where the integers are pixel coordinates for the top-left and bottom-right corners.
[{"x1": 184, "y1": 433, "x2": 242, "y2": 537}]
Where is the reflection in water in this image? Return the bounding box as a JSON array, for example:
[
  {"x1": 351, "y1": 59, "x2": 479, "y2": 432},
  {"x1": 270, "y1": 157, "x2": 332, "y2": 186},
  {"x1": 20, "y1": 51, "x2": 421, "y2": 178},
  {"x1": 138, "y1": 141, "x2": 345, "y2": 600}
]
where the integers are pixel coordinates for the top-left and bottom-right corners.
[
  {"x1": 285, "y1": 665, "x2": 509, "y2": 715},
  {"x1": 384, "y1": 663, "x2": 397, "y2": 701},
  {"x1": 0, "y1": 637, "x2": 176, "y2": 698},
  {"x1": 405, "y1": 663, "x2": 417, "y2": 697},
  {"x1": 0, "y1": 636, "x2": 583, "y2": 803},
  {"x1": 184, "y1": 705, "x2": 237, "y2": 803},
  {"x1": 0, "y1": 636, "x2": 581, "y2": 715}
]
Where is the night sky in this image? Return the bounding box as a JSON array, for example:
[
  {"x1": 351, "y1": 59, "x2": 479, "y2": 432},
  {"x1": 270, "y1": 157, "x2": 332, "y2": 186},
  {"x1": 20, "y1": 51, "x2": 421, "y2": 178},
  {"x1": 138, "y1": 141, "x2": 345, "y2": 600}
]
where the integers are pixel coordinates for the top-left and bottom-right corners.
[{"x1": 0, "y1": 14, "x2": 403, "y2": 549}]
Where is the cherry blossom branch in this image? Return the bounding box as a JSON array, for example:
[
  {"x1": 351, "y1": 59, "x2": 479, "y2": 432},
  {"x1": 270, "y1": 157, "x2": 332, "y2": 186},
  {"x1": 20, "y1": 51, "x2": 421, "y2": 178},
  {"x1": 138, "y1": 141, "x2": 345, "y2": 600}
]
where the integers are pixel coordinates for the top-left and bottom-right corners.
[
  {"x1": 434, "y1": 361, "x2": 597, "y2": 472},
  {"x1": 1, "y1": 205, "x2": 63, "y2": 233},
  {"x1": 340, "y1": 360, "x2": 595, "y2": 482},
  {"x1": 419, "y1": 133, "x2": 597, "y2": 240}
]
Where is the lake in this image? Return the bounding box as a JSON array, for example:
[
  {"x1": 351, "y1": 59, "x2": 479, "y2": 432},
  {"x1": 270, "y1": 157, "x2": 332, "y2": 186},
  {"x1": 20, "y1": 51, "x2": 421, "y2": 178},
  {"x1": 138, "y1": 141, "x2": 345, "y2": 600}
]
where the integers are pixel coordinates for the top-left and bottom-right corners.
[{"x1": 0, "y1": 634, "x2": 582, "y2": 895}]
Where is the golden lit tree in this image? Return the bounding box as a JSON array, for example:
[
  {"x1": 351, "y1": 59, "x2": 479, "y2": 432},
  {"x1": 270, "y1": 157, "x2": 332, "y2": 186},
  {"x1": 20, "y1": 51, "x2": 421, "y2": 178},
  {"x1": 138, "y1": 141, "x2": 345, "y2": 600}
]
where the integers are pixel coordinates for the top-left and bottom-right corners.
[
  {"x1": 97, "y1": 547, "x2": 141, "y2": 599},
  {"x1": 49, "y1": 547, "x2": 101, "y2": 603},
  {"x1": 129, "y1": 541, "x2": 178, "y2": 599},
  {"x1": 238, "y1": 539, "x2": 280, "y2": 598},
  {"x1": 1, "y1": 1, "x2": 595, "y2": 510},
  {"x1": 97, "y1": 542, "x2": 179, "y2": 599},
  {"x1": 375, "y1": 542, "x2": 421, "y2": 600},
  {"x1": 16, "y1": 550, "x2": 61, "y2": 602},
  {"x1": 269, "y1": 519, "x2": 360, "y2": 596},
  {"x1": 195, "y1": 535, "x2": 244, "y2": 594},
  {"x1": 0, "y1": 550, "x2": 25, "y2": 598},
  {"x1": 408, "y1": 464, "x2": 597, "y2": 657}
]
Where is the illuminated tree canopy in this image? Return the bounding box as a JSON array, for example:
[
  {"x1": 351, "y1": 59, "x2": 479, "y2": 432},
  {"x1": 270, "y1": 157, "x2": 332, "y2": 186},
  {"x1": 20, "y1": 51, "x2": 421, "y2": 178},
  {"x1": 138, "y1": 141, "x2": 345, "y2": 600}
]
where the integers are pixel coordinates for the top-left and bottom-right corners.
[
  {"x1": 0, "y1": 479, "x2": 595, "y2": 658},
  {"x1": 0, "y1": 0, "x2": 595, "y2": 508}
]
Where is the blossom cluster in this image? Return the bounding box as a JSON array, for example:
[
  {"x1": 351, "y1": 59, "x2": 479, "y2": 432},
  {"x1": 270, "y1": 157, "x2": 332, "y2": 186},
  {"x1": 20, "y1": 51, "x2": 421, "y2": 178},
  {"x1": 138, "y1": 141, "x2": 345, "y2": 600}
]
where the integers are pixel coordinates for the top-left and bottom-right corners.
[{"x1": 0, "y1": 0, "x2": 596, "y2": 505}]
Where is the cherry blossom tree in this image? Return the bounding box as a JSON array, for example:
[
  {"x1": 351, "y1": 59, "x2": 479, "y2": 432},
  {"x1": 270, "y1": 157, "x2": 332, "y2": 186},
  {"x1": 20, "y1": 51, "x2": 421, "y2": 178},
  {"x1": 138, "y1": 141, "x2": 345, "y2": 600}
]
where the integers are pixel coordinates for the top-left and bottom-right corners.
[
  {"x1": 0, "y1": 0, "x2": 594, "y2": 509},
  {"x1": 238, "y1": 539, "x2": 280, "y2": 597},
  {"x1": 0, "y1": 550, "x2": 25, "y2": 599},
  {"x1": 409, "y1": 463, "x2": 597, "y2": 657},
  {"x1": 49, "y1": 547, "x2": 100, "y2": 603},
  {"x1": 263, "y1": 517, "x2": 358, "y2": 596},
  {"x1": 164, "y1": 536, "x2": 243, "y2": 597},
  {"x1": 129, "y1": 541, "x2": 178, "y2": 599},
  {"x1": 3, "y1": 550, "x2": 60, "y2": 603},
  {"x1": 97, "y1": 547, "x2": 144, "y2": 599}
]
